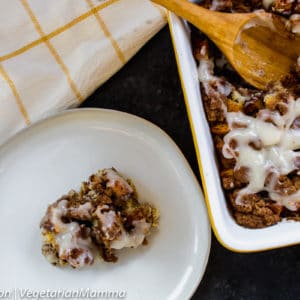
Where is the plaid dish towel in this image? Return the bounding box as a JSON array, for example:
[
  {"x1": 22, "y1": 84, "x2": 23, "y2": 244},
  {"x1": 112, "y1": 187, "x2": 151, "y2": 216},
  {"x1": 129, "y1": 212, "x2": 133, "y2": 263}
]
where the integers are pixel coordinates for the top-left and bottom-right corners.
[{"x1": 0, "y1": 0, "x2": 166, "y2": 145}]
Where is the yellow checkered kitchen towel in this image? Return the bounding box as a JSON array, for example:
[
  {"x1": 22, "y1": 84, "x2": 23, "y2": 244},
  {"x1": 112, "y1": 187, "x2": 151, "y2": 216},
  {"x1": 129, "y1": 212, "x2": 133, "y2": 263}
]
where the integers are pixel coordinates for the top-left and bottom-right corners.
[{"x1": 0, "y1": 0, "x2": 166, "y2": 145}]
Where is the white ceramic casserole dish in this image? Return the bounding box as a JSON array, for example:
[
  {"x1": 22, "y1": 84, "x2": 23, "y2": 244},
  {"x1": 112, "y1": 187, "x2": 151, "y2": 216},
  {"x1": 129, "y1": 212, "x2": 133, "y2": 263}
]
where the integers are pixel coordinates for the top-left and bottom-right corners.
[{"x1": 168, "y1": 12, "x2": 300, "y2": 252}]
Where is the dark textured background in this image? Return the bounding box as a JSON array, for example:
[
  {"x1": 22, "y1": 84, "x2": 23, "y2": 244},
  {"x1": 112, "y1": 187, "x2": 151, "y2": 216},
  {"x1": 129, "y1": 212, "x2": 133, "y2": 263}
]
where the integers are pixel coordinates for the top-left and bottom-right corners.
[{"x1": 81, "y1": 26, "x2": 300, "y2": 300}]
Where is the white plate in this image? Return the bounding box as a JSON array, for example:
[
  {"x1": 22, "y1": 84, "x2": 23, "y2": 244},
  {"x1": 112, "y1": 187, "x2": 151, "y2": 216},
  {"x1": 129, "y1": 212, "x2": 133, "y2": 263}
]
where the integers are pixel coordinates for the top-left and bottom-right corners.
[
  {"x1": 168, "y1": 12, "x2": 300, "y2": 252},
  {"x1": 0, "y1": 109, "x2": 211, "y2": 300}
]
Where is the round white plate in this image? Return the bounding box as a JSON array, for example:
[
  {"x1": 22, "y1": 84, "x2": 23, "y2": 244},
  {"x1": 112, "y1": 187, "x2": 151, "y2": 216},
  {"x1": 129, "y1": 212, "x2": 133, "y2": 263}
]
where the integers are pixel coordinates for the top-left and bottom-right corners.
[{"x1": 0, "y1": 109, "x2": 211, "y2": 300}]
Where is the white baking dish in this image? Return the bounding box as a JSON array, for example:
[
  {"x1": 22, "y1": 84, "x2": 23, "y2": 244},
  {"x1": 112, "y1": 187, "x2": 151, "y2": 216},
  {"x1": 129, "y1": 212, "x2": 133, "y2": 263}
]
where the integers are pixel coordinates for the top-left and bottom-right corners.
[{"x1": 168, "y1": 12, "x2": 300, "y2": 252}]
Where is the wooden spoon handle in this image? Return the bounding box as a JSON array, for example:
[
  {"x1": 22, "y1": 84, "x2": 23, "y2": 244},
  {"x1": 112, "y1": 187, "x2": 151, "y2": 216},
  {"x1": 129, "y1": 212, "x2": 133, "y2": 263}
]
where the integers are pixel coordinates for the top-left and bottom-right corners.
[{"x1": 152, "y1": 0, "x2": 253, "y2": 45}]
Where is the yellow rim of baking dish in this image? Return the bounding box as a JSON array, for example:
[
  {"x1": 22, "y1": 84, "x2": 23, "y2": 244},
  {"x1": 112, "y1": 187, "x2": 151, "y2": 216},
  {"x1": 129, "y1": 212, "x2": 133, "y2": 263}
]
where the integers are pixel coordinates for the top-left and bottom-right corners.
[{"x1": 167, "y1": 11, "x2": 300, "y2": 253}]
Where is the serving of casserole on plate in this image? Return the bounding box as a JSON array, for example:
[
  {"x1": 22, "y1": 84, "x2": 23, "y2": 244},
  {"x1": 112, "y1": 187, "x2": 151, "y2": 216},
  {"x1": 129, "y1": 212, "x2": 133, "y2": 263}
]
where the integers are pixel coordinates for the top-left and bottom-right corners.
[
  {"x1": 168, "y1": 1, "x2": 300, "y2": 251},
  {"x1": 0, "y1": 109, "x2": 210, "y2": 299}
]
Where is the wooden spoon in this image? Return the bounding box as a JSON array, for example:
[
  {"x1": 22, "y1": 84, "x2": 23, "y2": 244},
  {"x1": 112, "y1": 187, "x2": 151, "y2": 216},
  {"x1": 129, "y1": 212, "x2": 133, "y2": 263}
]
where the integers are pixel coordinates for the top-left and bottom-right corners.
[{"x1": 152, "y1": 0, "x2": 300, "y2": 90}]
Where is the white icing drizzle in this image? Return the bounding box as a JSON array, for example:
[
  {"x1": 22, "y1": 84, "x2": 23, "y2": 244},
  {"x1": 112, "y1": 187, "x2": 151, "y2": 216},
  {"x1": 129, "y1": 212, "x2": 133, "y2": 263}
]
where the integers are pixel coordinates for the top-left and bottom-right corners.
[
  {"x1": 222, "y1": 98, "x2": 300, "y2": 210},
  {"x1": 68, "y1": 202, "x2": 92, "y2": 219},
  {"x1": 198, "y1": 59, "x2": 215, "y2": 83},
  {"x1": 289, "y1": 14, "x2": 300, "y2": 35},
  {"x1": 50, "y1": 200, "x2": 68, "y2": 232},
  {"x1": 56, "y1": 222, "x2": 93, "y2": 268},
  {"x1": 198, "y1": 59, "x2": 232, "y2": 96},
  {"x1": 95, "y1": 206, "x2": 117, "y2": 231},
  {"x1": 210, "y1": 0, "x2": 229, "y2": 10},
  {"x1": 47, "y1": 200, "x2": 94, "y2": 268},
  {"x1": 103, "y1": 168, "x2": 133, "y2": 198},
  {"x1": 111, "y1": 219, "x2": 151, "y2": 250},
  {"x1": 95, "y1": 204, "x2": 151, "y2": 249},
  {"x1": 95, "y1": 205, "x2": 121, "y2": 240},
  {"x1": 231, "y1": 90, "x2": 249, "y2": 104},
  {"x1": 262, "y1": 0, "x2": 275, "y2": 9}
]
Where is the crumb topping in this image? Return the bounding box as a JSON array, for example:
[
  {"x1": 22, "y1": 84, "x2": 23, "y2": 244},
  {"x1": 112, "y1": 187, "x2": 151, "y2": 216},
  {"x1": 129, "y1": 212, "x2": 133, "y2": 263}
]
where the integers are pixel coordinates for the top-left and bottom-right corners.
[{"x1": 40, "y1": 168, "x2": 159, "y2": 268}]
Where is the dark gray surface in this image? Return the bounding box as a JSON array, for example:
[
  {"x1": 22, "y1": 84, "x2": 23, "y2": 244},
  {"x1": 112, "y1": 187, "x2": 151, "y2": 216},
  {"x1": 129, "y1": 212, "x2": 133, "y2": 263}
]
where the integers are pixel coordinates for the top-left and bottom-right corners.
[{"x1": 81, "y1": 26, "x2": 300, "y2": 300}]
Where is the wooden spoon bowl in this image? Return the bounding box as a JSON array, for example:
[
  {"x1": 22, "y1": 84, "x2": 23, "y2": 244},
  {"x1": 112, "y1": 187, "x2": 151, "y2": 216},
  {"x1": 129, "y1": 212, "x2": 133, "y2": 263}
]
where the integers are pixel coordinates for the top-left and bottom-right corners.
[{"x1": 153, "y1": 0, "x2": 300, "y2": 90}]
